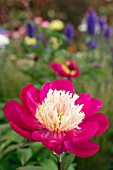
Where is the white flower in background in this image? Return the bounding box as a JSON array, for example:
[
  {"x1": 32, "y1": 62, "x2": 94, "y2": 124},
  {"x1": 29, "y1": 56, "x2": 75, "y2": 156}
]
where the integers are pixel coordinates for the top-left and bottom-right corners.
[
  {"x1": 78, "y1": 19, "x2": 87, "y2": 32},
  {"x1": 78, "y1": 19, "x2": 100, "y2": 33},
  {"x1": 0, "y1": 34, "x2": 10, "y2": 48}
]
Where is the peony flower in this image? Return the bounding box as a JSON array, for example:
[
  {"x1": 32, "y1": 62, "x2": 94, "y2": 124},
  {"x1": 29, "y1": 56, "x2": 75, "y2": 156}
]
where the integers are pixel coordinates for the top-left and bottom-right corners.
[
  {"x1": 4, "y1": 79, "x2": 109, "y2": 158},
  {"x1": 50, "y1": 60, "x2": 81, "y2": 79}
]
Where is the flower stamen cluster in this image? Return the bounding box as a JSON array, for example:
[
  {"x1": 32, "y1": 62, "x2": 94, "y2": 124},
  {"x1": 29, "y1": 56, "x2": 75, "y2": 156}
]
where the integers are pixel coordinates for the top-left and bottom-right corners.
[{"x1": 36, "y1": 89, "x2": 85, "y2": 132}]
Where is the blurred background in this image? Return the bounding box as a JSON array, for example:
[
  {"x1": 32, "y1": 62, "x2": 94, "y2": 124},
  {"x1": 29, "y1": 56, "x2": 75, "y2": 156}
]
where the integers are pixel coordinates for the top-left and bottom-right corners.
[{"x1": 0, "y1": 0, "x2": 113, "y2": 170}]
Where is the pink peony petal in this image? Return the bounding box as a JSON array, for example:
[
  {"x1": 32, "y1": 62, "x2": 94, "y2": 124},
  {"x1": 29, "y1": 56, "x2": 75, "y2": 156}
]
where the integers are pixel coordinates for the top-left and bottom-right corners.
[
  {"x1": 20, "y1": 84, "x2": 34, "y2": 106},
  {"x1": 86, "y1": 113, "x2": 109, "y2": 136},
  {"x1": 26, "y1": 86, "x2": 40, "y2": 114},
  {"x1": 40, "y1": 80, "x2": 75, "y2": 103},
  {"x1": 49, "y1": 79, "x2": 75, "y2": 93},
  {"x1": 10, "y1": 122, "x2": 34, "y2": 141},
  {"x1": 39, "y1": 82, "x2": 51, "y2": 103},
  {"x1": 65, "y1": 141, "x2": 100, "y2": 158},
  {"x1": 32, "y1": 129, "x2": 66, "y2": 154},
  {"x1": 66, "y1": 120, "x2": 99, "y2": 142},
  {"x1": 4, "y1": 100, "x2": 24, "y2": 127},
  {"x1": 52, "y1": 142, "x2": 67, "y2": 155},
  {"x1": 75, "y1": 94, "x2": 102, "y2": 118},
  {"x1": 95, "y1": 113, "x2": 109, "y2": 135},
  {"x1": 50, "y1": 62, "x2": 62, "y2": 72},
  {"x1": 4, "y1": 100, "x2": 39, "y2": 130},
  {"x1": 34, "y1": 128, "x2": 65, "y2": 140},
  {"x1": 50, "y1": 62, "x2": 67, "y2": 77}
]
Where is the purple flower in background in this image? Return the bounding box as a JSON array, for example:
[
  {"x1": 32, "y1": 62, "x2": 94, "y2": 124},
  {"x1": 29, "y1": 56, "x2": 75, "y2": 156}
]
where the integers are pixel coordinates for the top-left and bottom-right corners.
[
  {"x1": 103, "y1": 25, "x2": 112, "y2": 39},
  {"x1": 87, "y1": 39, "x2": 98, "y2": 49},
  {"x1": 98, "y1": 16, "x2": 106, "y2": 32},
  {"x1": 0, "y1": 28, "x2": 6, "y2": 35},
  {"x1": 26, "y1": 23, "x2": 36, "y2": 37},
  {"x1": 64, "y1": 23, "x2": 75, "y2": 39},
  {"x1": 37, "y1": 32, "x2": 48, "y2": 47},
  {"x1": 93, "y1": 63, "x2": 101, "y2": 69},
  {"x1": 86, "y1": 9, "x2": 97, "y2": 35}
]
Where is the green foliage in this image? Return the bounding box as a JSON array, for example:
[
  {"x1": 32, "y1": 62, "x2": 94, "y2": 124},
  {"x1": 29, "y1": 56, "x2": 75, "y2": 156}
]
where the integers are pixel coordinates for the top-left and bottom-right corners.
[
  {"x1": 17, "y1": 166, "x2": 43, "y2": 170},
  {"x1": 61, "y1": 153, "x2": 76, "y2": 170}
]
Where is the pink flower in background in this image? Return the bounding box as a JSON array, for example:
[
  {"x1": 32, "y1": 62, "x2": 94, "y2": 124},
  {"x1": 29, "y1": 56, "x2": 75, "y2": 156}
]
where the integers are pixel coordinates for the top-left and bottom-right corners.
[
  {"x1": 41, "y1": 21, "x2": 50, "y2": 28},
  {"x1": 12, "y1": 26, "x2": 26, "y2": 39},
  {"x1": 50, "y1": 60, "x2": 81, "y2": 79},
  {"x1": 4, "y1": 79, "x2": 109, "y2": 157},
  {"x1": 34, "y1": 17, "x2": 43, "y2": 25}
]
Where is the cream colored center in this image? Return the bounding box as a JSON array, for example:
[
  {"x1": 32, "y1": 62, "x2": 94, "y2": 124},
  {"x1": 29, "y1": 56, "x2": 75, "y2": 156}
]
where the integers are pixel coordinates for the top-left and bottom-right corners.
[{"x1": 36, "y1": 89, "x2": 85, "y2": 132}]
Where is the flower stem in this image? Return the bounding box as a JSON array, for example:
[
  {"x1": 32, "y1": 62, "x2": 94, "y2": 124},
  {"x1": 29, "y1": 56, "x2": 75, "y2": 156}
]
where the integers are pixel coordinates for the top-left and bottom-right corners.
[{"x1": 57, "y1": 155, "x2": 61, "y2": 170}]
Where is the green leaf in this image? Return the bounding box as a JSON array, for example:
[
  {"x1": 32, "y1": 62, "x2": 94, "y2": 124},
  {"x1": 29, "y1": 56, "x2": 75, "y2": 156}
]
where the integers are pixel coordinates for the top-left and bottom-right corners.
[
  {"x1": 16, "y1": 165, "x2": 43, "y2": 170},
  {"x1": 0, "y1": 144, "x2": 20, "y2": 158},
  {"x1": 17, "y1": 148, "x2": 33, "y2": 166},
  {"x1": 40, "y1": 159, "x2": 57, "y2": 170},
  {"x1": 61, "y1": 153, "x2": 75, "y2": 170},
  {"x1": 68, "y1": 163, "x2": 77, "y2": 170},
  {"x1": 30, "y1": 142, "x2": 44, "y2": 154}
]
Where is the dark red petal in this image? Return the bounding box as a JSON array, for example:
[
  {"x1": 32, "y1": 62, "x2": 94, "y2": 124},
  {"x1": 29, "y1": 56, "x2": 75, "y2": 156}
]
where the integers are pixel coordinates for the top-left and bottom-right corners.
[{"x1": 65, "y1": 141, "x2": 100, "y2": 158}]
